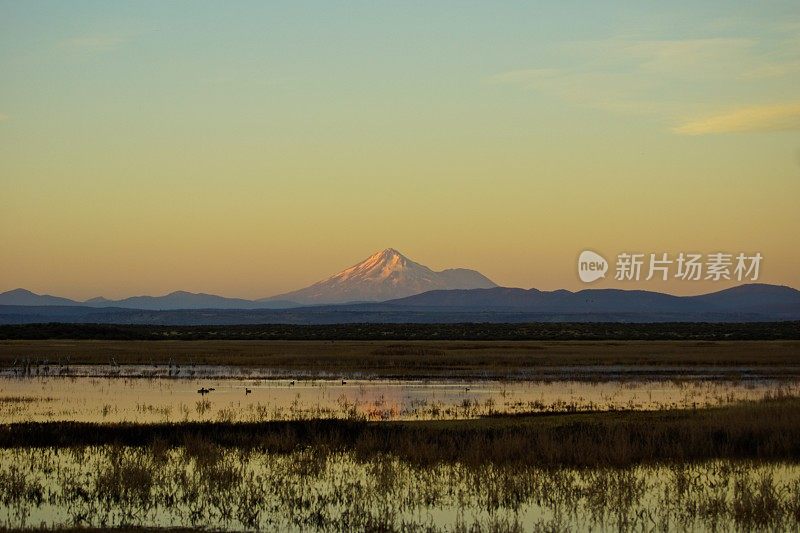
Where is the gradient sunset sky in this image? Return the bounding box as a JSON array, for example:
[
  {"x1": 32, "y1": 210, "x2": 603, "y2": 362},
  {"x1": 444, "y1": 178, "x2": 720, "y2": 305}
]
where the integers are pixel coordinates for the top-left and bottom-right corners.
[{"x1": 1, "y1": 1, "x2": 799, "y2": 300}]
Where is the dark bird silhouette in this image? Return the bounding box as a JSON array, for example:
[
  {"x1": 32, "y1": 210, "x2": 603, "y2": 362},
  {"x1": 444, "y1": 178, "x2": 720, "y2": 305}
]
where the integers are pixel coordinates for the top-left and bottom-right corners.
[
  {"x1": 245, "y1": 388, "x2": 252, "y2": 395},
  {"x1": 341, "y1": 380, "x2": 347, "y2": 385},
  {"x1": 290, "y1": 380, "x2": 295, "y2": 386},
  {"x1": 197, "y1": 388, "x2": 209, "y2": 395}
]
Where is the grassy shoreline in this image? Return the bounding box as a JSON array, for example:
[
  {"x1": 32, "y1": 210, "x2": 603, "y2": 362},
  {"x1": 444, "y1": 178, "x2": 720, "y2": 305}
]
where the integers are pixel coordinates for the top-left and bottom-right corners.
[
  {"x1": 2, "y1": 322, "x2": 799, "y2": 341},
  {"x1": 2, "y1": 339, "x2": 800, "y2": 378},
  {"x1": 3, "y1": 397, "x2": 799, "y2": 467}
]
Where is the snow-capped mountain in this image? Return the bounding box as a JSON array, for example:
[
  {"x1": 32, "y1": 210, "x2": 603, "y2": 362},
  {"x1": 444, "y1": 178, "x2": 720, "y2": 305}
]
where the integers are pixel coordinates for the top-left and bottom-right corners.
[{"x1": 262, "y1": 248, "x2": 497, "y2": 305}]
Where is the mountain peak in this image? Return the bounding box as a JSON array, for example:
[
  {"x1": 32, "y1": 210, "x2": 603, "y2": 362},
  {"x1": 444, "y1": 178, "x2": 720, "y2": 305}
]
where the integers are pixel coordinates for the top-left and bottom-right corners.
[
  {"x1": 365, "y1": 248, "x2": 407, "y2": 265},
  {"x1": 265, "y1": 248, "x2": 497, "y2": 304},
  {"x1": 351, "y1": 248, "x2": 412, "y2": 279},
  {"x1": 3, "y1": 288, "x2": 35, "y2": 296},
  {"x1": 0, "y1": 288, "x2": 79, "y2": 306}
]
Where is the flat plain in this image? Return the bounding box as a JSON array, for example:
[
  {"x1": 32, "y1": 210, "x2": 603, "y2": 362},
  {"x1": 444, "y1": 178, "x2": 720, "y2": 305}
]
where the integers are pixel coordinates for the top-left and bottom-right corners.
[
  {"x1": 3, "y1": 325, "x2": 800, "y2": 530},
  {"x1": 2, "y1": 339, "x2": 800, "y2": 378}
]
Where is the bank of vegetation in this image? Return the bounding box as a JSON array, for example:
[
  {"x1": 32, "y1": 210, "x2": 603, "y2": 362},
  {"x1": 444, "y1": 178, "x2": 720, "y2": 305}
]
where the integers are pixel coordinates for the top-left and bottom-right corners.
[{"x1": 3, "y1": 397, "x2": 799, "y2": 468}]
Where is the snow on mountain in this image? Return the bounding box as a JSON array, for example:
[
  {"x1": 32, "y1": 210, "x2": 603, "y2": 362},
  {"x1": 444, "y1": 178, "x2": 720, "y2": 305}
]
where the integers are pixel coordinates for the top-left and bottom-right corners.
[{"x1": 263, "y1": 248, "x2": 497, "y2": 304}]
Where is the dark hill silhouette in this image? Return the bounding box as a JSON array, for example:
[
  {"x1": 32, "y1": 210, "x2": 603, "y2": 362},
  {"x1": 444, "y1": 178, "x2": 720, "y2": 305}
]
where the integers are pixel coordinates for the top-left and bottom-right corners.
[
  {"x1": 0, "y1": 288, "x2": 81, "y2": 307},
  {"x1": 0, "y1": 289, "x2": 298, "y2": 310},
  {"x1": 0, "y1": 284, "x2": 798, "y2": 324},
  {"x1": 385, "y1": 284, "x2": 800, "y2": 315}
]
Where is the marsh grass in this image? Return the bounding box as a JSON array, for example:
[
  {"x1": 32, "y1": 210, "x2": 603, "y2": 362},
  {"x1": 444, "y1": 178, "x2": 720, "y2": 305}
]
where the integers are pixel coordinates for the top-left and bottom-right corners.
[
  {"x1": 371, "y1": 344, "x2": 446, "y2": 357},
  {"x1": 1, "y1": 446, "x2": 800, "y2": 531},
  {"x1": 0, "y1": 396, "x2": 52, "y2": 404},
  {"x1": 4, "y1": 397, "x2": 800, "y2": 468},
  {"x1": 1, "y1": 395, "x2": 799, "y2": 530},
  {"x1": 2, "y1": 338, "x2": 799, "y2": 379},
  {"x1": 2, "y1": 322, "x2": 798, "y2": 341}
]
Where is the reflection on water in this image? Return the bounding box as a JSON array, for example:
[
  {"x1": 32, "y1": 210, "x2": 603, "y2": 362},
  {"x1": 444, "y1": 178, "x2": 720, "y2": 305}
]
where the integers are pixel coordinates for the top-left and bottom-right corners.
[
  {"x1": 0, "y1": 446, "x2": 798, "y2": 531},
  {"x1": 1, "y1": 375, "x2": 799, "y2": 423},
  {"x1": 2, "y1": 362, "x2": 797, "y2": 381}
]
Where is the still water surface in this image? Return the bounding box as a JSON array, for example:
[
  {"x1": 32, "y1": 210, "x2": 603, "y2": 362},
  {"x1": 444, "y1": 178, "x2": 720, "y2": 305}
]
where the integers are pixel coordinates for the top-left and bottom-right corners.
[{"x1": 2, "y1": 374, "x2": 798, "y2": 423}]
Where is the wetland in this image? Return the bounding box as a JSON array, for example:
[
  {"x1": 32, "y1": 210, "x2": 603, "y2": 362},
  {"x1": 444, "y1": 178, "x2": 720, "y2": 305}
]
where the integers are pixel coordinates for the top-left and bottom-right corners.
[{"x1": 2, "y1": 336, "x2": 800, "y2": 531}]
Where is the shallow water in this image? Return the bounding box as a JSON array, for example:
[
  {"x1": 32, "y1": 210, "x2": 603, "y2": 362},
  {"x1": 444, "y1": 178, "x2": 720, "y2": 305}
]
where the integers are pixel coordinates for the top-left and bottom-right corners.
[
  {"x1": 1, "y1": 375, "x2": 798, "y2": 423},
  {"x1": 1, "y1": 446, "x2": 798, "y2": 532},
  {"x1": 2, "y1": 362, "x2": 797, "y2": 380}
]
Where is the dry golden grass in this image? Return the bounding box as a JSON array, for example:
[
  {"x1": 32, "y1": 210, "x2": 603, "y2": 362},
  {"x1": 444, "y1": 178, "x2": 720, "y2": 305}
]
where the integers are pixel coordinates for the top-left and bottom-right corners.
[
  {"x1": 3, "y1": 445, "x2": 800, "y2": 531},
  {"x1": 4, "y1": 396, "x2": 800, "y2": 468},
  {"x1": 1, "y1": 339, "x2": 799, "y2": 377}
]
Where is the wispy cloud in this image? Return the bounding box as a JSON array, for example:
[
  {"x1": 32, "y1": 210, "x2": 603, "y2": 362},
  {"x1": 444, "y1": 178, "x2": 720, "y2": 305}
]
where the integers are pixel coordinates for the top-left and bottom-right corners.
[
  {"x1": 489, "y1": 31, "x2": 800, "y2": 134},
  {"x1": 488, "y1": 68, "x2": 560, "y2": 87},
  {"x1": 489, "y1": 37, "x2": 768, "y2": 86},
  {"x1": 59, "y1": 35, "x2": 127, "y2": 53},
  {"x1": 487, "y1": 37, "x2": 759, "y2": 117},
  {"x1": 561, "y1": 37, "x2": 757, "y2": 78},
  {"x1": 199, "y1": 73, "x2": 292, "y2": 87},
  {"x1": 742, "y1": 60, "x2": 800, "y2": 79},
  {"x1": 674, "y1": 102, "x2": 800, "y2": 135},
  {"x1": 487, "y1": 66, "x2": 668, "y2": 116}
]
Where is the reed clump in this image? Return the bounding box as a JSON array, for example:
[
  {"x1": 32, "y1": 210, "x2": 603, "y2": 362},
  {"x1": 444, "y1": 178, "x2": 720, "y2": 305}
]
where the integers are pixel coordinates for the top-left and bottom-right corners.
[
  {"x1": 1, "y1": 447, "x2": 800, "y2": 531},
  {"x1": 3, "y1": 397, "x2": 800, "y2": 468},
  {"x1": 3, "y1": 337, "x2": 800, "y2": 380}
]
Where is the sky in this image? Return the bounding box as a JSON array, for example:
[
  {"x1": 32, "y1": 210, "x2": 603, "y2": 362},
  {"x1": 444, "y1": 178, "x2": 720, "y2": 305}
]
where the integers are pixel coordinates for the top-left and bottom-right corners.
[{"x1": 1, "y1": 1, "x2": 799, "y2": 300}]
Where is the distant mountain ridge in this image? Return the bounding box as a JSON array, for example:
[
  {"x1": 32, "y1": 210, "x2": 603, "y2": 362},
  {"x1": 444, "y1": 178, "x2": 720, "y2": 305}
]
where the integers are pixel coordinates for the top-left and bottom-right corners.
[
  {"x1": 0, "y1": 283, "x2": 798, "y2": 324},
  {"x1": 0, "y1": 248, "x2": 497, "y2": 309},
  {"x1": 0, "y1": 288, "x2": 81, "y2": 307},
  {"x1": 0, "y1": 288, "x2": 297, "y2": 311},
  {"x1": 386, "y1": 283, "x2": 800, "y2": 316}
]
